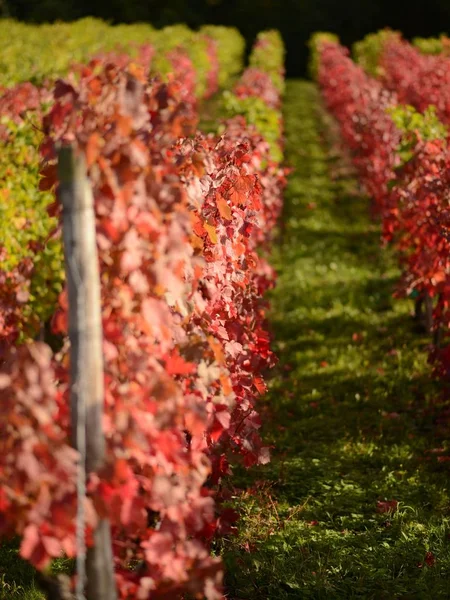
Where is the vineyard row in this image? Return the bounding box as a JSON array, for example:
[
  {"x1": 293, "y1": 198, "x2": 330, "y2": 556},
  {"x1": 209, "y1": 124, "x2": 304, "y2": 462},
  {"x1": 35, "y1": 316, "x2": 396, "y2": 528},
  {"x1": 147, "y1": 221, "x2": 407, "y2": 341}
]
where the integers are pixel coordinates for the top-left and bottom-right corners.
[
  {"x1": 313, "y1": 31, "x2": 450, "y2": 390},
  {"x1": 0, "y1": 26, "x2": 286, "y2": 599}
]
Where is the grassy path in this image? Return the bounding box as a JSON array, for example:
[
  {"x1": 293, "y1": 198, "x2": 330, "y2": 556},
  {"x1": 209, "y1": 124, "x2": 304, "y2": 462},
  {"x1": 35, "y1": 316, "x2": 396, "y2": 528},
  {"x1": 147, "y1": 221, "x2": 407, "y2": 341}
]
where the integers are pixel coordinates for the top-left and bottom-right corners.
[{"x1": 222, "y1": 81, "x2": 450, "y2": 599}]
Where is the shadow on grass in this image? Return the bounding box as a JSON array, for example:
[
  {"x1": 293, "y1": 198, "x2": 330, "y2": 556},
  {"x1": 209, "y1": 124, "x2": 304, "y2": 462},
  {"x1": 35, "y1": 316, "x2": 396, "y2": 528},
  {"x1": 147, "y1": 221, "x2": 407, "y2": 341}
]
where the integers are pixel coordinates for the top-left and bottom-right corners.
[
  {"x1": 0, "y1": 539, "x2": 42, "y2": 600},
  {"x1": 221, "y1": 81, "x2": 450, "y2": 600}
]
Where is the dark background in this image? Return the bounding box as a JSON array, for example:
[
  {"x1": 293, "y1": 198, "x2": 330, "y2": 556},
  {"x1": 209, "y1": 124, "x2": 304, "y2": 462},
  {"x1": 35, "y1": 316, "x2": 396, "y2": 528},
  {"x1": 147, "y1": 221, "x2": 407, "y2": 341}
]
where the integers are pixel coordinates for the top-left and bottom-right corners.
[{"x1": 2, "y1": 0, "x2": 450, "y2": 76}]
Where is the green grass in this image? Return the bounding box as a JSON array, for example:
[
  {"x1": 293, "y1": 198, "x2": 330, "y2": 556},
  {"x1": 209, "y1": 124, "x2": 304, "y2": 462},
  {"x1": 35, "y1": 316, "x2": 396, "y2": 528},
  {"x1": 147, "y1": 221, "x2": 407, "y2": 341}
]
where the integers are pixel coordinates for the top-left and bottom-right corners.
[
  {"x1": 0, "y1": 537, "x2": 73, "y2": 599},
  {"x1": 220, "y1": 81, "x2": 450, "y2": 599},
  {"x1": 0, "y1": 539, "x2": 43, "y2": 599}
]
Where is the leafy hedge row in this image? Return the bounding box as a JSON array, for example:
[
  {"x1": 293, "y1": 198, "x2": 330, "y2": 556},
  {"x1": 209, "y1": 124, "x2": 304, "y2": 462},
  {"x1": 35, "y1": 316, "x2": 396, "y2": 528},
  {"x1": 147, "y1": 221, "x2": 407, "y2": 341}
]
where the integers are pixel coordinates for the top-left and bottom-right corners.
[
  {"x1": 0, "y1": 21, "x2": 247, "y2": 352},
  {"x1": 352, "y1": 29, "x2": 450, "y2": 76},
  {"x1": 222, "y1": 30, "x2": 285, "y2": 163},
  {"x1": 312, "y1": 29, "x2": 450, "y2": 79},
  {"x1": 315, "y1": 36, "x2": 450, "y2": 398},
  {"x1": 0, "y1": 18, "x2": 245, "y2": 96},
  {"x1": 412, "y1": 34, "x2": 450, "y2": 55},
  {"x1": 307, "y1": 31, "x2": 339, "y2": 79},
  {"x1": 0, "y1": 29, "x2": 286, "y2": 599},
  {"x1": 0, "y1": 84, "x2": 64, "y2": 352}
]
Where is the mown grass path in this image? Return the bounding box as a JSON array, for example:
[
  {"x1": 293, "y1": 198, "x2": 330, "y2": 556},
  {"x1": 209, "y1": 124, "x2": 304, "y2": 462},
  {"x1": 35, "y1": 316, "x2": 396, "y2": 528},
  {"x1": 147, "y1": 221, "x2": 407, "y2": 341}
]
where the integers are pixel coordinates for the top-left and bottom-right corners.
[{"x1": 222, "y1": 81, "x2": 450, "y2": 599}]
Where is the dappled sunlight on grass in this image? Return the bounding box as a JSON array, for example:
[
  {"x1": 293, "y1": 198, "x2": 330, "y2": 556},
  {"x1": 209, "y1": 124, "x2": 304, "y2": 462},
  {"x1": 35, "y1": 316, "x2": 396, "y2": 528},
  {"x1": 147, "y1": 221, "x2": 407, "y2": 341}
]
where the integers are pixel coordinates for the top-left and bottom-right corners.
[{"x1": 221, "y1": 81, "x2": 450, "y2": 600}]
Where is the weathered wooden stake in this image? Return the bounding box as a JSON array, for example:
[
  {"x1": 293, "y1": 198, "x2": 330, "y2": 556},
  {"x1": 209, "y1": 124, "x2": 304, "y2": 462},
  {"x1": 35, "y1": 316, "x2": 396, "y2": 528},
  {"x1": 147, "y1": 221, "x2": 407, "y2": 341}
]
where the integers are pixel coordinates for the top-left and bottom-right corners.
[
  {"x1": 424, "y1": 292, "x2": 433, "y2": 335},
  {"x1": 58, "y1": 146, "x2": 117, "y2": 600}
]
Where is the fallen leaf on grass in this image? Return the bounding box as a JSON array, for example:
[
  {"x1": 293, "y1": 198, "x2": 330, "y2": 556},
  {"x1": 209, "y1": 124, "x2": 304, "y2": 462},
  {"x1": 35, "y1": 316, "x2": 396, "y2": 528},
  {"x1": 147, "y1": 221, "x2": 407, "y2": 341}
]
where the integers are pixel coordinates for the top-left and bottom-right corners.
[
  {"x1": 418, "y1": 552, "x2": 436, "y2": 568},
  {"x1": 381, "y1": 411, "x2": 400, "y2": 419},
  {"x1": 376, "y1": 500, "x2": 398, "y2": 514}
]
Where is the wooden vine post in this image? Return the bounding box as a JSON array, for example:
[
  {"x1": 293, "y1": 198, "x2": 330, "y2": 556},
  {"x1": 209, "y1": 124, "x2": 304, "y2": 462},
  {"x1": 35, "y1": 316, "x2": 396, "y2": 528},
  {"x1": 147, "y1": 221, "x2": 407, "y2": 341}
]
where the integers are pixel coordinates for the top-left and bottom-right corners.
[{"x1": 58, "y1": 146, "x2": 117, "y2": 600}]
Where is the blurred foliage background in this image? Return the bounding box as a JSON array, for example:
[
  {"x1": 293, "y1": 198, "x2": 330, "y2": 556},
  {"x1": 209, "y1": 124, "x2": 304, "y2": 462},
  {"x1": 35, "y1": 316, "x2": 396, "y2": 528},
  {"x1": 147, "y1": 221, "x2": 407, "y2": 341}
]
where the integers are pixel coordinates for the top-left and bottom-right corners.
[{"x1": 2, "y1": 0, "x2": 450, "y2": 76}]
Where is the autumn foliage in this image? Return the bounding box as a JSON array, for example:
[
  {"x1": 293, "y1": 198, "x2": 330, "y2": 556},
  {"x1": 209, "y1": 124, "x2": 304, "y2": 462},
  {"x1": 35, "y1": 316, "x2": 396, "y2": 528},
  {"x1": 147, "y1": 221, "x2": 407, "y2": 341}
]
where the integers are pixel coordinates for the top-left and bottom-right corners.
[
  {"x1": 0, "y1": 29, "x2": 285, "y2": 599},
  {"x1": 316, "y1": 37, "x2": 450, "y2": 390},
  {"x1": 379, "y1": 36, "x2": 450, "y2": 127}
]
